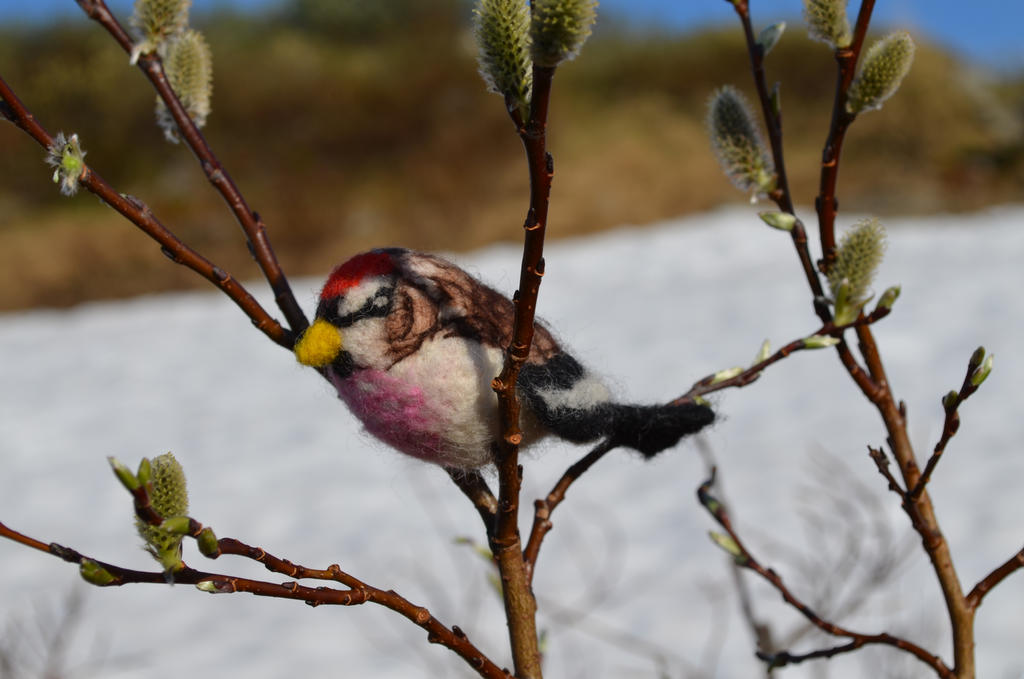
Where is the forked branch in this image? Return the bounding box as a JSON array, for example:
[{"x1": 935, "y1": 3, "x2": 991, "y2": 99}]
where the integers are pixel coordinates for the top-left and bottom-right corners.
[
  {"x1": 697, "y1": 471, "x2": 953, "y2": 677},
  {"x1": 73, "y1": 0, "x2": 308, "y2": 337},
  {"x1": 0, "y1": 74, "x2": 293, "y2": 348}
]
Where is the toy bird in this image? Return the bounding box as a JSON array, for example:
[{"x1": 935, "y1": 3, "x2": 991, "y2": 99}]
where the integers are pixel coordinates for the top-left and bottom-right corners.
[{"x1": 293, "y1": 248, "x2": 714, "y2": 469}]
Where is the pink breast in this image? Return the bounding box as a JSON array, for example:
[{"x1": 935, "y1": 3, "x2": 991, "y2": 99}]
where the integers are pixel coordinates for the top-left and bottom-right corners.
[{"x1": 332, "y1": 369, "x2": 445, "y2": 462}]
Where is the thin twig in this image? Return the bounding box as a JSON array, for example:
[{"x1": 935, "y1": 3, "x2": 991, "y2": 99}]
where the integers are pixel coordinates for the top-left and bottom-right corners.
[
  {"x1": 0, "y1": 73, "x2": 293, "y2": 348},
  {"x1": 816, "y1": 0, "x2": 876, "y2": 273},
  {"x1": 909, "y1": 356, "x2": 984, "y2": 501},
  {"x1": 446, "y1": 468, "x2": 498, "y2": 533},
  {"x1": 696, "y1": 473, "x2": 954, "y2": 678},
  {"x1": 1, "y1": 514, "x2": 511, "y2": 679},
  {"x1": 966, "y1": 546, "x2": 1024, "y2": 610},
  {"x1": 488, "y1": 64, "x2": 559, "y2": 679},
  {"x1": 74, "y1": 0, "x2": 308, "y2": 337},
  {"x1": 522, "y1": 438, "x2": 616, "y2": 582}
]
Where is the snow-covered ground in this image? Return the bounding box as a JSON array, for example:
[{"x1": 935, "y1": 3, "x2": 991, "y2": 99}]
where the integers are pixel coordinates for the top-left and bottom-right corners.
[{"x1": 1, "y1": 205, "x2": 1022, "y2": 678}]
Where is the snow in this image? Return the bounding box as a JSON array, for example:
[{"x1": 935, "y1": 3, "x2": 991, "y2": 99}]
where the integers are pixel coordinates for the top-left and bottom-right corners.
[{"x1": 1, "y1": 205, "x2": 1022, "y2": 678}]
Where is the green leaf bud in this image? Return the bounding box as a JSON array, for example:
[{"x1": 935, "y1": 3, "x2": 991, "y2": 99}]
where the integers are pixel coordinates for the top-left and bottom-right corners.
[
  {"x1": 197, "y1": 527, "x2": 219, "y2": 557},
  {"x1": 45, "y1": 132, "x2": 87, "y2": 197},
  {"x1": 754, "y1": 339, "x2": 772, "y2": 364},
  {"x1": 970, "y1": 354, "x2": 994, "y2": 387},
  {"x1": 136, "y1": 453, "x2": 189, "y2": 572},
  {"x1": 129, "y1": 0, "x2": 191, "y2": 64},
  {"x1": 758, "y1": 22, "x2": 786, "y2": 56},
  {"x1": 136, "y1": 456, "x2": 152, "y2": 485},
  {"x1": 157, "y1": 29, "x2": 213, "y2": 143},
  {"x1": 473, "y1": 0, "x2": 533, "y2": 116},
  {"x1": 80, "y1": 559, "x2": 117, "y2": 587},
  {"x1": 968, "y1": 346, "x2": 986, "y2": 372},
  {"x1": 160, "y1": 516, "x2": 192, "y2": 535},
  {"x1": 708, "y1": 531, "x2": 747, "y2": 563},
  {"x1": 530, "y1": 0, "x2": 598, "y2": 68},
  {"x1": 196, "y1": 580, "x2": 225, "y2": 593},
  {"x1": 803, "y1": 0, "x2": 851, "y2": 48},
  {"x1": 710, "y1": 366, "x2": 744, "y2": 385},
  {"x1": 828, "y1": 217, "x2": 887, "y2": 322},
  {"x1": 875, "y1": 285, "x2": 901, "y2": 312},
  {"x1": 847, "y1": 32, "x2": 915, "y2": 114},
  {"x1": 108, "y1": 456, "x2": 141, "y2": 492},
  {"x1": 803, "y1": 335, "x2": 840, "y2": 349},
  {"x1": 707, "y1": 86, "x2": 776, "y2": 197},
  {"x1": 942, "y1": 390, "x2": 958, "y2": 410},
  {"x1": 759, "y1": 210, "x2": 796, "y2": 232}
]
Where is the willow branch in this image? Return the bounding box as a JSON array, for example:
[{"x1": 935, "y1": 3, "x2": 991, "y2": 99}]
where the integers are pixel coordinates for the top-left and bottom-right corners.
[
  {"x1": 74, "y1": 0, "x2": 308, "y2": 338},
  {"x1": 678, "y1": 306, "x2": 891, "y2": 401},
  {"x1": 696, "y1": 472, "x2": 953, "y2": 678},
  {"x1": 487, "y1": 65, "x2": 558, "y2": 679},
  {"x1": 522, "y1": 438, "x2": 616, "y2": 582},
  {"x1": 816, "y1": 0, "x2": 876, "y2": 273},
  {"x1": 447, "y1": 468, "x2": 498, "y2": 533},
  {"x1": 966, "y1": 546, "x2": 1024, "y2": 610},
  {"x1": 855, "y1": 321, "x2": 974, "y2": 676},
  {"x1": 1, "y1": 513, "x2": 510, "y2": 679},
  {"x1": 0, "y1": 73, "x2": 293, "y2": 348},
  {"x1": 909, "y1": 356, "x2": 984, "y2": 501}
]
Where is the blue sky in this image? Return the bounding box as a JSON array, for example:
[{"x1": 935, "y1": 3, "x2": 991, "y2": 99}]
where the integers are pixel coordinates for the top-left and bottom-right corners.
[{"x1": 0, "y1": 0, "x2": 1020, "y2": 69}]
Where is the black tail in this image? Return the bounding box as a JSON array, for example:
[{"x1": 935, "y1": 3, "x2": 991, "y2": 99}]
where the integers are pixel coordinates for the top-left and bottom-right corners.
[
  {"x1": 518, "y1": 353, "x2": 715, "y2": 458},
  {"x1": 605, "y1": 402, "x2": 715, "y2": 458}
]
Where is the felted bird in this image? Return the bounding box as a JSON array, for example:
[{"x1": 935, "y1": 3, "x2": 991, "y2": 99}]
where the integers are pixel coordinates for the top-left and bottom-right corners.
[{"x1": 293, "y1": 248, "x2": 714, "y2": 469}]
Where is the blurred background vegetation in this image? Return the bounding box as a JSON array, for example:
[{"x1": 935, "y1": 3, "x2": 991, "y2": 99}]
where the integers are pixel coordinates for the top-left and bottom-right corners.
[{"x1": 1, "y1": 0, "x2": 1022, "y2": 310}]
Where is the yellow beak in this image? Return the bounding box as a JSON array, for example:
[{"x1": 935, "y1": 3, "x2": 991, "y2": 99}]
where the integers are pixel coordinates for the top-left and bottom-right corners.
[{"x1": 294, "y1": 318, "x2": 343, "y2": 367}]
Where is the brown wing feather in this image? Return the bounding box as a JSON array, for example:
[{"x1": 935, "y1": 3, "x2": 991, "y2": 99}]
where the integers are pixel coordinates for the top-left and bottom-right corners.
[{"x1": 391, "y1": 251, "x2": 561, "y2": 364}]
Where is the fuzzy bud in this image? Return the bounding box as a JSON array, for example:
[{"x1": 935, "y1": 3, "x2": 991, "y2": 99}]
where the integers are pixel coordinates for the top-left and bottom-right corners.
[
  {"x1": 707, "y1": 86, "x2": 775, "y2": 196},
  {"x1": 157, "y1": 29, "x2": 213, "y2": 143},
  {"x1": 758, "y1": 22, "x2": 786, "y2": 56},
  {"x1": 847, "y1": 32, "x2": 915, "y2": 114},
  {"x1": 803, "y1": 0, "x2": 851, "y2": 48},
  {"x1": 135, "y1": 453, "x2": 189, "y2": 572},
  {"x1": 530, "y1": 0, "x2": 597, "y2": 68},
  {"x1": 828, "y1": 217, "x2": 887, "y2": 325},
  {"x1": 473, "y1": 0, "x2": 532, "y2": 116},
  {"x1": 129, "y1": 0, "x2": 191, "y2": 64},
  {"x1": 45, "y1": 132, "x2": 87, "y2": 197}
]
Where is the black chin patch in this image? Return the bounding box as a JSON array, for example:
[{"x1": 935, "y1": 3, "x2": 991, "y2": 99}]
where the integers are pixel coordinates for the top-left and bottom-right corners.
[{"x1": 330, "y1": 351, "x2": 356, "y2": 379}]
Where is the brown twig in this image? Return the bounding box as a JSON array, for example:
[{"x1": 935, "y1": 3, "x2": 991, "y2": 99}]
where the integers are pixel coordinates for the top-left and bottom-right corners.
[
  {"x1": 522, "y1": 438, "x2": 616, "y2": 582},
  {"x1": 816, "y1": 0, "x2": 876, "y2": 274},
  {"x1": 696, "y1": 472, "x2": 954, "y2": 678},
  {"x1": 73, "y1": 0, "x2": 309, "y2": 338},
  {"x1": 729, "y1": 2, "x2": 827, "y2": 308},
  {"x1": 679, "y1": 306, "x2": 892, "y2": 402},
  {"x1": 1, "y1": 515, "x2": 511, "y2": 678},
  {"x1": 487, "y1": 64, "x2": 558, "y2": 679},
  {"x1": 0, "y1": 73, "x2": 293, "y2": 348},
  {"x1": 909, "y1": 353, "x2": 985, "y2": 501},
  {"x1": 446, "y1": 468, "x2": 498, "y2": 532},
  {"x1": 966, "y1": 546, "x2": 1024, "y2": 610}
]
